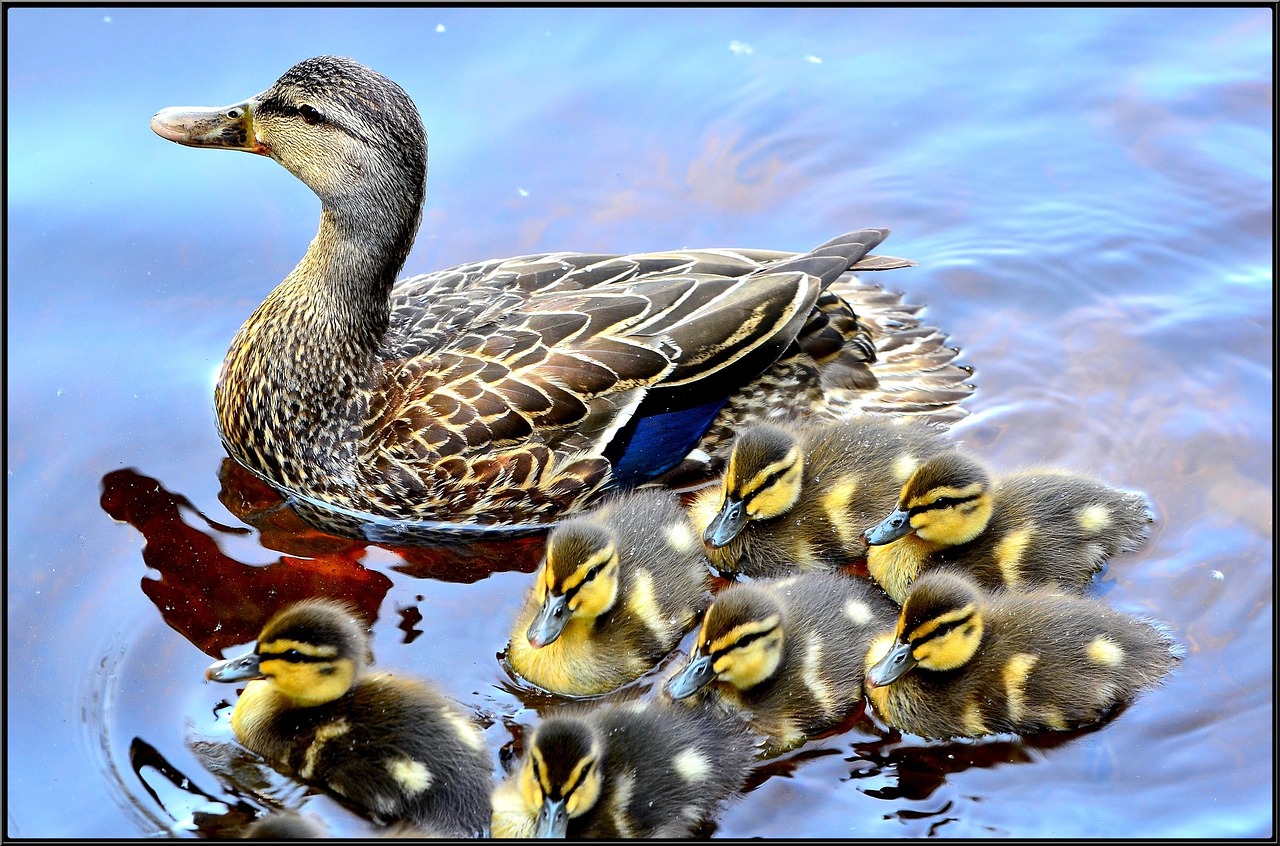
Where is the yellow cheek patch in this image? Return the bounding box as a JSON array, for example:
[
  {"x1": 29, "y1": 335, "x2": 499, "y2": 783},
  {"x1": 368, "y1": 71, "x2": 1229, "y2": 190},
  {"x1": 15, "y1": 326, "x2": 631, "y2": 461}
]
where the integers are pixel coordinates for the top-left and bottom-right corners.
[
  {"x1": 1087, "y1": 635, "x2": 1125, "y2": 666},
  {"x1": 1077, "y1": 504, "x2": 1113, "y2": 534},
  {"x1": 994, "y1": 526, "x2": 1033, "y2": 588},
  {"x1": 386, "y1": 756, "x2": 434, "y2": 795},
  {"x1": 1002, "y1": 653, "x2": 1039, "y2": 724},
  {"x1": 673, "y1": 747, "x2": 711, "y2": 782}
]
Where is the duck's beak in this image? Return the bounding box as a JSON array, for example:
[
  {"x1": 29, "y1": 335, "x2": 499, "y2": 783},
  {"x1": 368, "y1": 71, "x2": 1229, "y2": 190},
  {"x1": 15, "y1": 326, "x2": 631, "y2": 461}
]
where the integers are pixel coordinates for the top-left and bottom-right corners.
[
  {"x1": 151, "y1": 100, "x2": 270, "y2": 156},
  {"x1": 535, "y1": 796, "x2": 569, "y2": 838},
  {"x1": 864, "y1": 507, "x2": 913, "y2": 546},
  {"x1": 527, "y1": 593, "x2": 570, "y2": 648},
  {"x1": 664, "y1": 653, "x2": 715, "y2": 700},
  {"x1": 704, "y1": 496, "x2": 747, "y2": 549},
  {"x1": 205, "y1": 650, "x2": 263, "y2": 683},
  {"x1": 866, "y1": 640, "x2": 917, "y2": 688}
]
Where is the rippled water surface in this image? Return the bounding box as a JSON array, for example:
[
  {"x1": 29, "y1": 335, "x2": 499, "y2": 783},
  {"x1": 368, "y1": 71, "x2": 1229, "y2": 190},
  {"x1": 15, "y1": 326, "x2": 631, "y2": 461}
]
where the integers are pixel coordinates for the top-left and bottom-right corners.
[{"x1": 6, "y1": 7, "x2": 1273, "y2": 839}]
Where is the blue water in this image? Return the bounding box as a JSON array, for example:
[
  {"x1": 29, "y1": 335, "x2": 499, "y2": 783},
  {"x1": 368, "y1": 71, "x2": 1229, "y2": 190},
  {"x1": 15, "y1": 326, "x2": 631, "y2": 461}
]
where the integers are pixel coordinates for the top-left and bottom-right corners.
[{"x1": 6, "y1": 6, "x2": 1273, "y2": 839}]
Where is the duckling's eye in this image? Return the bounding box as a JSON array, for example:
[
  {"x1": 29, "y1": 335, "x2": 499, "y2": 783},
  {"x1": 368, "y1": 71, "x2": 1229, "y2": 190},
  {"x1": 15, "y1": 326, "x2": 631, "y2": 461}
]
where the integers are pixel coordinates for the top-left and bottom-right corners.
[
  {"x1": 281, "y1": 648, "x2": 304, "y2": 661},
  {"x1": 298, "y1": 104, "x2": 325, "y2": 125},
  {"x1": 225, "y1": 108, "x2": 243, "y2": 119}
]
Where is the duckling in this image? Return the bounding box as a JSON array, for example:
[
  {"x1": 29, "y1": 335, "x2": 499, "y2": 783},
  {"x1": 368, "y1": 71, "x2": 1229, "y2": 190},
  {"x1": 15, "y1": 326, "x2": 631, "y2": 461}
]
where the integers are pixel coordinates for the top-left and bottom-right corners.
[
  {"x1": 663, "y1": 573, "x2": 898, "y2": 752},
  {"x1": 864, "y1": 570, "x2": 1183, "y2": 739},
  {"x1": 491, "y1": 698, "x2": 756, "y2": 838},
  {"x1": 689, "y1": 417, "x2": 953, "y2": 576},
  {"x1": 864, "y1": 451, "x2": 1153, "y2": 603},
  {"x1": 205, "y1": 599, "x2": 492, "y2": 837},
  {"x1": 241, "y1": 811, "x2": 326, "y2": 839},
  {"x1": 504, "y1": 489, "x2": 712, "y2": 697}
]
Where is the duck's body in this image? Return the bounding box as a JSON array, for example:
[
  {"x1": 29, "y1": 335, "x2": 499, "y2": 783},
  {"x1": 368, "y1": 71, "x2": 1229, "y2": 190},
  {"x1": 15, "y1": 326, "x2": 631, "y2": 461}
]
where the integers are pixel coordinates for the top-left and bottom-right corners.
[
  {"x1": 491, "y1": 698, "x2": 756, "y2": 838},
  {"x1": 865, "y1": 452, "x2": 1153, "y2": 603},
  {"x1": 505, "y1": 489, "x2": 710, "y2": 696},
  {"x1": 663, "y1": 573, "x2": 898, "y2": 752},
  {"x1": 690, "y1": 417, "x2": 952, "y2": 576},
  {"x1": 151, "y1": 56, "x2": 973, "y2": 540},
  {"x1": 206, "y1": 600, "x2": 492, "y2": 836},
  {"x1": 865, "y1": 570, "x2": 1182, "y2": 739}
]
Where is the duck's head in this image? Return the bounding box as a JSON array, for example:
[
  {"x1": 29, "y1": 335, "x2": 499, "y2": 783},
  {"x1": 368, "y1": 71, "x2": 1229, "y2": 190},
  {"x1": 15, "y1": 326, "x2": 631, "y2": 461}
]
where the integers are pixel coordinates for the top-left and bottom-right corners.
[
  {"x1": 703, "y1": 423, "x2": 804, "y2": 549},
  {"x1": 151, "y1": 55, "x2": 426, "y2": 228},
  {"x1": 526, "y1": 520, "x2": 620, "y2": 648},
  {"x1": 206, "y1": 598, "x2": 371, "y2": 707},
  {"x1": 664, "y1": 583, "x2": 785, "y2": 699},
  {"x1": 865, "y1": 570, "x2": 985, "y2": 687},
  {"x1": 516, "y1": 715, "x2": 604, "y2": 838},
  {"x1": 863, "y1": 452, "x2": 993, "y2": 548}
]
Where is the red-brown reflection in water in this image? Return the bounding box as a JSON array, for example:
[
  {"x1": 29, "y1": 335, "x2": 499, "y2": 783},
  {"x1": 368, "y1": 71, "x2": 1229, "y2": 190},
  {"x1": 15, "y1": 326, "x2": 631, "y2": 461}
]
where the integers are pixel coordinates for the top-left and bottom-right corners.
[{"x1": 100, "y1": 467, "x2": 392, "y2": 656}]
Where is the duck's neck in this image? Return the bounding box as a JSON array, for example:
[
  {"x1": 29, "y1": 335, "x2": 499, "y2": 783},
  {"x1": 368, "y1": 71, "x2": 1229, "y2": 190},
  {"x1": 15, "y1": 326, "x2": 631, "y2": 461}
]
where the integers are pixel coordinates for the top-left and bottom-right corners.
[{"x1": 215, "y1": 193, "x2": 421, "y2": 498}]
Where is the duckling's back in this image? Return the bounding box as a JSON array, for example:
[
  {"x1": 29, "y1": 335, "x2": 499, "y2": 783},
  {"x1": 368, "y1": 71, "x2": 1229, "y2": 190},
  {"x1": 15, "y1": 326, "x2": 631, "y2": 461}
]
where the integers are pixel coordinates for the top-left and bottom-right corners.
[
  {"x1": 581, "y1": 701, "x2": 757, "y2": 838},
  {"x1": 942, "y1": 471, "x2": 1153, "y2": 592},
  {"x1": 261, "y1": 675, "x2": 492, "y2": 836}
]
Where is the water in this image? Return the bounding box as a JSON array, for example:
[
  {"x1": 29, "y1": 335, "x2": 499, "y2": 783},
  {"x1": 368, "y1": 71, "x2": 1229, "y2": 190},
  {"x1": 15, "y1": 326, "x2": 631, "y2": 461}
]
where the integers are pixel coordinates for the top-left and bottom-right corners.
[{"x1": 6, "y1": 6, "x2": 1272, "y2": 839}]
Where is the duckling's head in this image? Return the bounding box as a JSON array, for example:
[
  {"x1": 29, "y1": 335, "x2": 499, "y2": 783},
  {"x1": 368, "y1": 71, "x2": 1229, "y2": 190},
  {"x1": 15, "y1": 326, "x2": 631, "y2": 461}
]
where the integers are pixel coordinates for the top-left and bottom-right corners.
[
  {"x1": 206, "y1": 598, "x2": 370, "y2": 707},
  {"x1": 865, "y1": 570, "x2": 985, "y2": 688},
  {"x1": 864, "y1": 452, "x2": 993, "y2": 548},
  {"x1": 516, "y1": 715, "x2": 604, "y2": 838},
  {"x1": 526, "y1": 520, "x2": 620, "y2": 648},
  {"x1": 152, "y1": 56, "x2": 426, "y2": 231},
  {"x1": 665, "y1": 584, "x2": 785, "y2": 699},
  {"x1": 704, "y1": 424, "x2": 804, "y2": 549}
]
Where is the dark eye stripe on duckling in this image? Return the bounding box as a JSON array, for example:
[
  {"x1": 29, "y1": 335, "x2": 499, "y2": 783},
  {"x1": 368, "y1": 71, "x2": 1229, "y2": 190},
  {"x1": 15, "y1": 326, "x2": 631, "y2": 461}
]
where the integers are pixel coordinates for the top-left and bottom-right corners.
[
  {"x1": 257, "y1": 638, "x2": 341, "y2": 662},
  {"x1": 905, "y1": 483, "x2": 985, "y2": 515},
  {"x1": 707, "y1": 617, "x2": 779, "y2": 659},
  {"x1": 550, "y1": 548, "x2": 614, "y2": 599},
  {"x1": 730, "y1": 453, "x2": 798, "y2": 502},
  {"x1": 534, "y1": 749, "x2": 593, "y2": 801},
  {"x1": 904, "y1": 605, "x2": 975, "y2": 645}
]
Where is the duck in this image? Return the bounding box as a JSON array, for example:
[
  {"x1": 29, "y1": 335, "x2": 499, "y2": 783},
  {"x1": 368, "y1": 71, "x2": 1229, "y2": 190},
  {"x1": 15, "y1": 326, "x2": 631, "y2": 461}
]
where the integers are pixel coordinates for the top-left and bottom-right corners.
[
  {"x1": 503, "y1": 488, "x2": 711, "y2": 697},
  {"x1": 662, "y1": 573, "x2": 898, "y2": 752},
  {"x1": 863, "y1": 451, "x2": 1154, "y2": 603},
  {"x1": 150, "y1": 55, "x2": 974, "y2": 541},
  {"x1": 688, "y1": 416, "x2": 953, "y2": 576},
  {"x1": 491, "y1": 698, "x2": 757, "y2": 838},
  {"x1": 864, "y1": 569, "x2": 1183, "y2": 739},
  {"x1": 205, "y1": 599, "x2": 493, "y2": 837}
]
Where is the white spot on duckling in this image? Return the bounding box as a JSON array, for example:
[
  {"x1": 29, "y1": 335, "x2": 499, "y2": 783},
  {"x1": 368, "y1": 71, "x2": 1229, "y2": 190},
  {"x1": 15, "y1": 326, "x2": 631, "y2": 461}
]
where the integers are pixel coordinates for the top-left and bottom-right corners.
[
  {"x1": 673, "y1": 748, "x2": 711, "y2": 783},
  {"x1": 844, "y1": 598, "x2": 873, "y2": 626},
  {"x1": 441, "y1": 710, "x2": 486, "y2": 753},
  {"x1": 664, "y1": 522, "x2": 699, "y2": 554},
  {"x1": 386, "y1": 757, "x2": 433, "y2": 795},
  {"x1": 1087, "y1": 635, "x2": 1125, "y2": 667},
  {"x1": 892, "y1": 453, "x2": 921, "y2": 482},
  {"x1": 1077, "y1": 504, "x2": 1113, "y2": 534}
]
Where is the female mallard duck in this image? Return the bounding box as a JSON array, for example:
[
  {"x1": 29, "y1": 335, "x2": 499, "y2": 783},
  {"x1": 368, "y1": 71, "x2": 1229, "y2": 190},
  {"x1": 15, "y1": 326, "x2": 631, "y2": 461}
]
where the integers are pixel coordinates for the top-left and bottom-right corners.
[
  {"x1": 864, "y1": 570, "x2": 1182, "y2": 739},
  {"x1": 205, "y1": 599, "x2": 492, "y2": 837},
  {"x1": 150, "y1": 55, "x2": 973, "y2": 541},
  {"x1": 689, "y1": 417, "x2": 952, "y2": 576},
  {"x1": 663, "y1": 573, "x2": 898, "y2": 752},
  {"x1": 504, "y1": 489, "x2": 711, "y2": 697},
  {"x1": 491, "y1": 698, "x2": 756, "y2": 838},
  {"x1": 864, "y1": 451, "x2": 1153, "y2": 603}
]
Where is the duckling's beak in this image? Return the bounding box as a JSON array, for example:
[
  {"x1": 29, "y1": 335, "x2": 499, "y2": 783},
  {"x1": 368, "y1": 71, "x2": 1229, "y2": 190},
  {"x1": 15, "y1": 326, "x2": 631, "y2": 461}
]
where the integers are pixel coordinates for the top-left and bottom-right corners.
[
  {"x1": 205, "y1": 651, "x2": 263, "y2": 683},
  {"x1": 151, "y1": 101, "x2": 270, "y2": 156},
  {"x1": 664, "y1": 653, "x2": 716, "y2": 700},
  {"x1": 527, "y1": 594, "x2": 570, "y2": 648},
  {"x1": 535, "y1": 796, "x2": 569, "y2": 838},
  {"x1": 864, "y1": 507, "x2": 913, "y2": 546},
  {"x1": 866, "y1": 640, "x2": 917, "y2": 688},
  {"x1": 704, "y1": 497, "x2": 747, "y2": 548}
]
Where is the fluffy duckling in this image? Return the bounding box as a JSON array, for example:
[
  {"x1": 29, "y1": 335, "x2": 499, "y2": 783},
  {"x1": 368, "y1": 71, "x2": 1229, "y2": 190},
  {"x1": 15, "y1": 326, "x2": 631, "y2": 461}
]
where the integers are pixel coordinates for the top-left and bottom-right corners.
[
  {"x1": 505, "y1": 489, "x2": 712, "y2": 697},
  {"x1": 663, "y1": 573, "x2": 898, "y2": 752},
  {"x1": 864, "y1": 570, "x2": 1182, "y2": 739},
  {"x1": 864, "y1": 451, "x2": 1153, "y2": 603},
  {"x1": 689, "y1": 417, "x2": 951, "y2": 577},
  {"x1": 205, "y1": 599, "x2": 492, "y2": 837},
  {"x1": 491, "y1": 699, "x2": 756, "y2": 838}
]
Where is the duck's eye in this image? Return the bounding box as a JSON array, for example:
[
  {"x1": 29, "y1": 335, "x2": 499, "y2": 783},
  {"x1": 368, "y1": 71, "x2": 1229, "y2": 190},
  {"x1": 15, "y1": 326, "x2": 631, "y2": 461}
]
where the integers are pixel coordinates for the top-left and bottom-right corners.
[
  {"x1": 282, "y1": 648, "x2": 304, "y2": 661},
  {"x1": 225, "y1": 107, "x2": 243, "y2": 119},
  {"x1": 298, "y1": 104, "x2": 325, "y2": 125}
]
